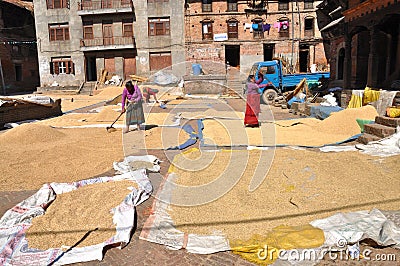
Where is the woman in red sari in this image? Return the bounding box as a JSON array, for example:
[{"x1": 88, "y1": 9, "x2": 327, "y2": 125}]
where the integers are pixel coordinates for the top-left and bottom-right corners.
[{"x1": 244, "y1": 75, "x2": 267, "y2": 127}]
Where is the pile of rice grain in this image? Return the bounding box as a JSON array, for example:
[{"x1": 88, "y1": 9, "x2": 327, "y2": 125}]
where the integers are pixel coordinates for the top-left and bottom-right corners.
[
  {"x1": 26, "y1": 180, "x2": 136, "y2": 250},
  {"x1": 169, "y1": 149, "x2": 400, "y2": 241},
  {"x1": 0, "y1": 124, "x2": 123, "y2": 191}
]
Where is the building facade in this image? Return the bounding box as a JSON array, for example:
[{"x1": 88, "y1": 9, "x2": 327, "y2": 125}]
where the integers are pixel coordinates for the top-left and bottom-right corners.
[
  {"x1": 185, "y1": 0, "x2": 328, "y2": 75},
  {"x1": 317, "y1": 0, "x2": 400, "y2": 90},
  {"x1": 33, "y1": 0, "x2": 185, "y2": 88},
  {"x1": 0, "y1": 0, "x2": 39, "y2": 95}
]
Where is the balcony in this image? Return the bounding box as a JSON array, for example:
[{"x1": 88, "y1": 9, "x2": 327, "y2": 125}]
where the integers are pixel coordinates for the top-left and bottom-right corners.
[
  {"x1": 77, "y1": 0, "x2": 132, "y2": 15},
  {"x1": 80, "y1": 36, "x2": 135, "y2": 51}
]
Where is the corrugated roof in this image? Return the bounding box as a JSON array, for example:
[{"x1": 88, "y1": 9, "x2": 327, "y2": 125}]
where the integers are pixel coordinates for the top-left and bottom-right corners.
[{"x1": 1, "y1": 0, "x2": 33, "y2": 12}]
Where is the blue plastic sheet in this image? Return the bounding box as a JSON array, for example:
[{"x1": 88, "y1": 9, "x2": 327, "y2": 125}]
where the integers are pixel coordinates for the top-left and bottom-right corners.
[{"x1": 310, "y1": 106, "x2": 343, "y2": 120}]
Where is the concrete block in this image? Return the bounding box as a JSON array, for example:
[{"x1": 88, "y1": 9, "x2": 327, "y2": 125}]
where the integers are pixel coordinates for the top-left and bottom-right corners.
[
  {"x1": 304, "y1": 103, "x2": 320, "y2": 116},
  {"x1": 357, "y1": 133, "x2": 381, "y2": 144},
  {"x1": 364, "y1": 124, "x2": 396, "y2": 138},
  {"x1": 375, "y1": 116, "x2": 400, "y2": 128}
]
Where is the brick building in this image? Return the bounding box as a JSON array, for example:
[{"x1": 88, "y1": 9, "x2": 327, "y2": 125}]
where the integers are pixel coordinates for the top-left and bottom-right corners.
[
  {"x1": 32, "y1": 0, "x2": 185, "y2": 89},
  {"x1": 317, "y1": 0, "x2": 400, "y2": 89},
  {"x1": 184, "y1": 0, "x2": 328, "y2": 75},
  {"x1": 0, "y1": 0, "x2": 39, "y2": 95}
]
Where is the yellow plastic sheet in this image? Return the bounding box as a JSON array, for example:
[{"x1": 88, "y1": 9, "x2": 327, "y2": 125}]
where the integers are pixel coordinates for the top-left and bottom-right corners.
[
  {"x1": 363, "y1": 87, "x2": 380, "y2": 105},
  {"x1": 231, "y1": 224, "x2": 325, "y2": 265},
  {"x1": 347, "y1": 90, "x2": 363, "y2": 108},
  {"x1": 386, "y1": 107, "x2": 400, "y2": 118}
]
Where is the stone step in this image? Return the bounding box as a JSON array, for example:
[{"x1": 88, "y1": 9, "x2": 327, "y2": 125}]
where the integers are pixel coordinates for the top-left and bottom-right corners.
[
  {"x1": 375, "y1": 116, "x2": 400, "y2": 128},
  {"x1": 357, "y1": 133, "x2": 381, "y2": 144},
  {"x1": 364, "y1": 123, "x2": 396, "y2": 138}
]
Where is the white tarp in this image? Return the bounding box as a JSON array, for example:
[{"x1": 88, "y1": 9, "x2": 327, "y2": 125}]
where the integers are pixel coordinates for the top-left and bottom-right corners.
[
  {"x1": 139, "y1": 173, "x2": 230, "y2": 254},
  {"x1": 113, "y1": 155, "x2": 162, "y2": 173},
  {"x1": 311, "y1": 209, "x2": 400, "y2": 248},
  {"x1": 356, "y1": 127, "x2": 400, "y2": 157},
  {"x1": 0, "y1": 169, "x2": 153, "y2": 265}
]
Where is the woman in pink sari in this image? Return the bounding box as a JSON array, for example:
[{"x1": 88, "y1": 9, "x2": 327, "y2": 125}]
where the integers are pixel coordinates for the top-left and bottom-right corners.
[{"x1": 244, "y1": 75, "x2": 267, "y2": 127}]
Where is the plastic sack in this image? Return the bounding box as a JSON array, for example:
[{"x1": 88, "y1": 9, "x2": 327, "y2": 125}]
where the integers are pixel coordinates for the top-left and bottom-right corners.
[{"x1": 386, "y1": 107, "x2": 400, "y2": 118}]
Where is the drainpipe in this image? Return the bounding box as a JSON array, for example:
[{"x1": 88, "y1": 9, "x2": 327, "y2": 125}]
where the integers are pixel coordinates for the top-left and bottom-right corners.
[
  {"x1": 291, "y1": 0, "x2": 294, "y2": 71},
  {"x1": 0, "y1": 59, "x2": 6, "y2": 95}
]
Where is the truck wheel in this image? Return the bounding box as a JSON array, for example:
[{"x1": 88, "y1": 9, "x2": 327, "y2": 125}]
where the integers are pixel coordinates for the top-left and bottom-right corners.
[{"x1": 262, "y1": 89, "x2": 278, "y2": 104}]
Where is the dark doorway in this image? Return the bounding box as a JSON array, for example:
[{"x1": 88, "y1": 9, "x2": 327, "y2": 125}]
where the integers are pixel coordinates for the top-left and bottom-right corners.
[
  {"x1": 299, "y1": 43, "x2": 310, "y2": 72},
  {"x1": 86, "y1": 56, "x2": 97, "y2": 82},
  {"x1": 263, "y1": 44, "x2": 274, "y2": 61},
  {"x1": 225, "y1": 45, "x2": 240, "y2": 67}
]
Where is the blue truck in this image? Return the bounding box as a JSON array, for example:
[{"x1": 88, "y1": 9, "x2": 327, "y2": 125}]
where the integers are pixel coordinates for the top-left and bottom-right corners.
[{"x1": 247, "y1": 60, "x2": 330, "y2": 104}]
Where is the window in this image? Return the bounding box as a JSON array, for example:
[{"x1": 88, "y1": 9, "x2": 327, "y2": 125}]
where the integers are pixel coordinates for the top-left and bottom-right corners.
[
  {"x1": 49, "y1": 23, "x2": 70, "y2": 41},
  {"x1": 47, "y1": 0, "x2": 68, "y2": 9},
  {"x1": 148, "y1": 18, "x2": 170, "y2": 36},
  {"x1": 259, "y1": 66, "x2": 275, "y2": 75},
  {"x1": 278, "y1": 0, "x2": 289, "y2": 11},
  {"x1": 304, "y1": 17, "x2": 314, "y2": 37},
  {"x1": 149, "y1": 52, "x2": 172, "y2": 71},
  {"x1": 227, "y1": 0, "x2": 237, "y2": 11},
  {"x1": 123, "y1": 19, "x2": 133, "y2": 37},
  {"x1": 15, "y1": 64, "x2": 22, "y2": 81},
  {"x1": 50, "y1": 58, "x2": 75, "y2": 75},
  {"x1": 227, "y1": 19, "x2": 238, "y2": 39},
  {"x1": 83, "y1": 21, "x2": 93, "y2": 39},
  {"x1": 304, "y1": 0, "x2": 313, "y2": 9},
  {"x1": 278, "y1": 17, "x2": 289, "y2": 37},
  {"x1": 202, "y1": 0, "x2": 212, "y2": 12},
  {"x1": 252, "y1": 18, "x2": 263, "y2": 39},
  {"x1": 202, "y1": 21, "x2": 213, "y2": 40}
]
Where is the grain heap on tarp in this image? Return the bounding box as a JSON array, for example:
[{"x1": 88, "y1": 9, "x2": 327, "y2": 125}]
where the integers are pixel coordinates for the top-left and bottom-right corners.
[
  {"x1": 27, "y1": 180, "x2": 137, "y2": 250},
  {"x1": 140, "y1": 148, "x2": 400, "y2": 252},
  {"x1": 0, "y1": 124, "x2": 123, "y2": 191},
  {"x1": 0, "y1": 168, "x2": 153, "y2": 265},
  {"x1": 201, "y1": 105, "x2": 378, "y2": 147}
]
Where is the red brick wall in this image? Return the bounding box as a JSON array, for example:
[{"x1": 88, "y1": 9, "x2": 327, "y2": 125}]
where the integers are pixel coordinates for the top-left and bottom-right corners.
[{"x1": 185, "y1": 0, "x2": 328, "y2": 71}]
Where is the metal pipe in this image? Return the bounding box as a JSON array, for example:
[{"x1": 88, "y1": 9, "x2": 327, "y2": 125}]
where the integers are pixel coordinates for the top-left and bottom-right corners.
[{"x1": 0, "y1": 59, "x2": 6, "y2": 95}]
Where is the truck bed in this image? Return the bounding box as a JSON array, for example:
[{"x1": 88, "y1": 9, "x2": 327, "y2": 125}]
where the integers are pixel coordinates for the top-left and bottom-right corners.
[{"x1": 282, "y1": 72, "x2": 330, "y2": 89}]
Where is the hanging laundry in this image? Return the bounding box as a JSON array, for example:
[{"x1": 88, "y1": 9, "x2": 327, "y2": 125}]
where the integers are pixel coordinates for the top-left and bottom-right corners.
[
  {"x1": 262, "y1": 23, "x2": 271, "y2": 33},
  {"x1": 203, "y1": 24, "x2": 208, "y2": 34},
  {"x1": 252, "y1": 23, "x2": 259, "y2": 30},
  {"x1": 244, "y1": 23, "x2": 252, "y2": 32},
  {"x1": 281, "y1": 21, "x2": 289, "y2": 30},
  {"x1": 273, "y1": 22, "x2": 281, "y2": 32}
]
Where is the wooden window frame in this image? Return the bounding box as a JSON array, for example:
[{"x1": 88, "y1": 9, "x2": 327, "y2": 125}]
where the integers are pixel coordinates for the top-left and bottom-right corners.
[
  {"x1": 278, "y1": 0, "x2": 289, "y2": 11},
  {"x1": 83, "y1": 21, "x2": 94, "y2": 39},
  {"x1": 227, "y1": 20, "x2": 238, "y2": 39},
  {"x1": 304, "y1": 0, "x2": 313, "y2": 10},
  {"x1": 202, "y1": 21, "x2": 213, "y2": 40},
  {"x1": 202, "y1": 0, "x2": 212, "y2": 12},
  {"x1": 148, "y1": 18, "x2": 170, "y2": 36},
  {"x1": 123, "y1": 19, "x2": 134, "y2": 37},
  {"x1": 47, "y1": 0, "x2": 68, "y2": 9},
  {"x1": 50, "y1": 58, "x2": 75, "y2": 75},
  {"x1": 252, "y1": 19, "x2": 264, "y2": 39},
  {"x1": 49, "y1": 23, "x2": 70, "y2": 42},
  {"x1": 227, "y1": 0, "x2": 237, "y2": 12}
]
